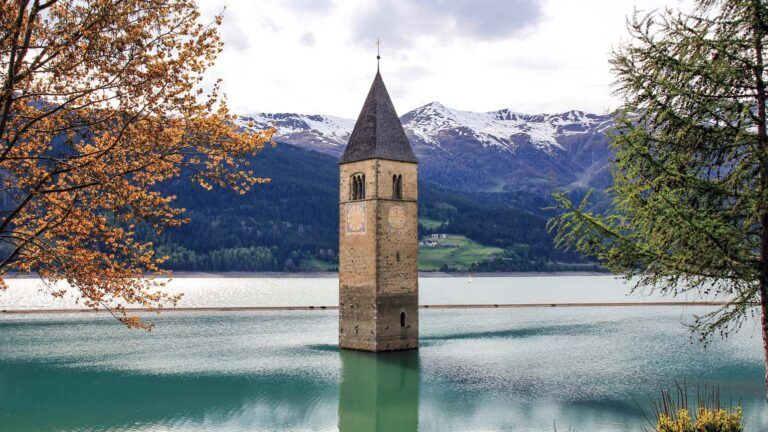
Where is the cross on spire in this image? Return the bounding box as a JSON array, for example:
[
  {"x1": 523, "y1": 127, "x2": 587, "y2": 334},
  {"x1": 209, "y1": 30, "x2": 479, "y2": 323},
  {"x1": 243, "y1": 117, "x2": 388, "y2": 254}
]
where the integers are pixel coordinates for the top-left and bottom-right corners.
[{"x1": 376, "y1": 38, "x2": 381, "y2": 69}]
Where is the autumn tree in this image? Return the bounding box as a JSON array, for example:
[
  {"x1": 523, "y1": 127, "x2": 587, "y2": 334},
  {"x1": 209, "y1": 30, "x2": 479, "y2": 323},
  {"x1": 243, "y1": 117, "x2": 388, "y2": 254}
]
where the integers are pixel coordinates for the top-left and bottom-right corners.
[
  {"x1": 0, "y1": 0, "x2": 274, "y2": 327},
  {"x1": 549, "y1": 0, "x2": 768, "y2": 391}
]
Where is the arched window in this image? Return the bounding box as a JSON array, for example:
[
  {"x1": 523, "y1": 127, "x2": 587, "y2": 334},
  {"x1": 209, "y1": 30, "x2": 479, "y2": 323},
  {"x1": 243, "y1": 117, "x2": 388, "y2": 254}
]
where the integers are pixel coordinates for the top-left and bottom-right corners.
[
  {"x1": 393, "y1": 174, "x2": 403, "y2": 199},
  {"x1": 400, "y1": 311, "x2": 406, "y2": 328},
  {"x1": 357, "y1": 176, "x2": 362, "y2": 199},
  {"x1": 350, "y1": 174, "x2": 366, "y2": 200}
]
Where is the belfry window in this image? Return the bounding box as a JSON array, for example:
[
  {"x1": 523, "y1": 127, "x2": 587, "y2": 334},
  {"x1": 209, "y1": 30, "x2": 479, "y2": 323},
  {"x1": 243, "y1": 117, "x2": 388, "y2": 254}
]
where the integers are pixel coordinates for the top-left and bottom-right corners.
[
  {"x1": 392, "y1": 174, "x2": 403, "y2": 199},
  {"x1": 350, "y1": 173, "x2": 366, "y2": 200}
]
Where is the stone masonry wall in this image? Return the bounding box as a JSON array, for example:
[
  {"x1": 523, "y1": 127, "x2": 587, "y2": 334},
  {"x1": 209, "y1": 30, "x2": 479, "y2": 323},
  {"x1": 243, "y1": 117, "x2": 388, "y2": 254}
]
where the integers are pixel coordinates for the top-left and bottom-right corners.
[
  {"x1": 339, "y1": 159, "x2": 419, "y2": 351},
  {"x1": 339, "y1": 160, "x2": 378, "y2": 350}
]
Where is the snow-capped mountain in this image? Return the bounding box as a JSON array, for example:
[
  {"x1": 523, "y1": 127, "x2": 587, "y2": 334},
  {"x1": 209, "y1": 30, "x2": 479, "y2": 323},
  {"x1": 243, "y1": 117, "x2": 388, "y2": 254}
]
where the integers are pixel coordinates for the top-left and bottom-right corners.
[
  {"x1": 237, "y1": 112, "x2": 354, "y2": 154},
  {"x1": 240, "y1": 102, "x2": 615, "y2": 192},
  {"x1": 401, "y1": 102, "x2": 612, "y2": 156}
]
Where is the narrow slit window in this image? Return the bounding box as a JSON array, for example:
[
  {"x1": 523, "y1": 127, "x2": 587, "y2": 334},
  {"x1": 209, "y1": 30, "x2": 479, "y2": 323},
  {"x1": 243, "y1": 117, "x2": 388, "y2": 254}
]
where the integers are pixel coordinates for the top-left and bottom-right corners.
[
  {"x1": 392, "y1": 174, "x2": 398, "y2": 198},
  {"x1": 400, "y1": 311, "x2": 406, "y2": 328}
]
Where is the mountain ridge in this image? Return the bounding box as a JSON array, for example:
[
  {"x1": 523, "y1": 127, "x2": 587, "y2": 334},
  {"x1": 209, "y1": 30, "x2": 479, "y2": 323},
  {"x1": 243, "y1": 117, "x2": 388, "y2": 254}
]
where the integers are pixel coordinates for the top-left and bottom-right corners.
[{"x1": 238, "y1": 102, "x2": 615, "y2": 193}]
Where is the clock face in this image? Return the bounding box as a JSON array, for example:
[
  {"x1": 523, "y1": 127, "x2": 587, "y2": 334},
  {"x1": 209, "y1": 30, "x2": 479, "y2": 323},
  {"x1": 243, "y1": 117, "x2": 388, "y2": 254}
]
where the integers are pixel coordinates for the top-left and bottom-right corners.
[
  {"x1": 388, "y1": 205, "x2": 405, "y2": 229},
  {"x1": 346, "y1": 202, "x2": 366, "y2": 234}
]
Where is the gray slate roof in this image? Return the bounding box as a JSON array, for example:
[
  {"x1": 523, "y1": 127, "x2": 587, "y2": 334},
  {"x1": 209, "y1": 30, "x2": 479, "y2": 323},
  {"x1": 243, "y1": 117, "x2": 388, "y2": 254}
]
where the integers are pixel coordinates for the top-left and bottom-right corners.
[{"x1": 340, "y1": 71, "x2": 418, "y2": 164}]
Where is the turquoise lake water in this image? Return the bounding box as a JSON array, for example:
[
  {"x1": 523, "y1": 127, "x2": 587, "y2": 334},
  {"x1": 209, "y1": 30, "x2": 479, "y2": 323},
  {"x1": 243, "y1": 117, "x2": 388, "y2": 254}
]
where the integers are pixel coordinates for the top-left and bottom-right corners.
[{"x1": 1, "y1": 303, "x2": 766, "y2": 431}]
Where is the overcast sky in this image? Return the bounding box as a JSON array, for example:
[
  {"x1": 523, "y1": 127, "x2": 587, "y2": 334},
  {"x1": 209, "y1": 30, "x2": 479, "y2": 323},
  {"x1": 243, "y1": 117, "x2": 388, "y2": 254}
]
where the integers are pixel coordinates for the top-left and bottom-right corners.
[{"x1": 199, "y1": 0, "x2": 691, "y2": 118}]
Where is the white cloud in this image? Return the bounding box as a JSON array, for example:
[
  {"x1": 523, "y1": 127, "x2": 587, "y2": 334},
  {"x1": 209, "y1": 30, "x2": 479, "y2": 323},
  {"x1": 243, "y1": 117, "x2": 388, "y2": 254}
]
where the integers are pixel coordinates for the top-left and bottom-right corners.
[
  {"x1": 299, "y1": 32, "x2": 316, "y2": 47},
  {"x1": 201, "y1": 0, "x2": 692, "y2": 118},
  {"x1": 351, "y1": 0, "x2": 544, "y2": 49}
]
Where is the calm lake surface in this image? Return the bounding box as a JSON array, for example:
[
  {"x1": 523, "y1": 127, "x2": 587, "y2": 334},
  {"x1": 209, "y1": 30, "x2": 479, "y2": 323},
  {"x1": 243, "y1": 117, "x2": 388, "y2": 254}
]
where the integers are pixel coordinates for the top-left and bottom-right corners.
[
  {"x1": 0, "y1": 275, "x2": 728, "y2": 309},
  {"x1": 0, "y1": 276, "x2": 766, "y2": 431}
]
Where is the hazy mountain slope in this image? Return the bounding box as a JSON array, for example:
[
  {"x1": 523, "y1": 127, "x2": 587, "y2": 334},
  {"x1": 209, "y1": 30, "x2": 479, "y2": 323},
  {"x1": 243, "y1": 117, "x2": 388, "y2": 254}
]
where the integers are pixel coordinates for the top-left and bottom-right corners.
[{"x1": 154, "y1": 143, "x2": 585, "y2": 272}]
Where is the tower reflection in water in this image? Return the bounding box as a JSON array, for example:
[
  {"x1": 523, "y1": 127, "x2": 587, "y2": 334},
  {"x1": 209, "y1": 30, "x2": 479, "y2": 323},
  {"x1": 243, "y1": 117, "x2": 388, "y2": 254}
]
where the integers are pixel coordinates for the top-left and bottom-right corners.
[{"x1": 338, "y1": 349, "x2": 420, "y2": 431}]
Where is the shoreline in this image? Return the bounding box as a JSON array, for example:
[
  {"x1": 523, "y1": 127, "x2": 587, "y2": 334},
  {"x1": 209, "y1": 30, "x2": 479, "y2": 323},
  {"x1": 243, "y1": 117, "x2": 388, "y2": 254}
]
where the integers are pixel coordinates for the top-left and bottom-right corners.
[
  {"x1": 0, "y1": 301, "x2": 732, "y2": 314},
  {"x1": 2, "y1": 271, "x2": 613, "y2": 279},
  {"x1": 170, "y1": 271, "x2": 614, "y2": 278}
]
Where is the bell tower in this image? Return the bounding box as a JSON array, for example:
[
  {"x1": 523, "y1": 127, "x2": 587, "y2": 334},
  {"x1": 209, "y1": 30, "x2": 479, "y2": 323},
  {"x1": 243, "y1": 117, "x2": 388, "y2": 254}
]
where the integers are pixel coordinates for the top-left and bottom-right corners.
[{"x1": 338, "y1": 68, "x2": 419, "y2": 352}]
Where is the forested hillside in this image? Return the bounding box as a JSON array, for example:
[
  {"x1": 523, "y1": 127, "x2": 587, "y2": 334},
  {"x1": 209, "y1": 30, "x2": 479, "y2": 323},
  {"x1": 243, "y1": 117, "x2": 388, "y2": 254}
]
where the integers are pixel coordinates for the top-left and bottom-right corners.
[
  {"x1": 151, "y1": 143, "x2": 600, "y2": 272},
  {"x1": 154, "y1": 144, "x2": 338, "y2": 271}
]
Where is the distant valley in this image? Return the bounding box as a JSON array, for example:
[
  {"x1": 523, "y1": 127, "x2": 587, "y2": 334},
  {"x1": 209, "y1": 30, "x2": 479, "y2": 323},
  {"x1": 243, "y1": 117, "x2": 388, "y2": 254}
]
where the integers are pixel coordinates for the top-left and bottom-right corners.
[{"x1": 154, "y1": 103, "x2": 616, "y2": 273}]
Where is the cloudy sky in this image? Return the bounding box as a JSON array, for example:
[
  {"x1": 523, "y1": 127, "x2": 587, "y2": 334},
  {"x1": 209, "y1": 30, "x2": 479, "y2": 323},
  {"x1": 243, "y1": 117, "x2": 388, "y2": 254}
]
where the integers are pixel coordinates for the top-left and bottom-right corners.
[{"x1": 199, "y1": 0, "x2": 691, "y2": 118}]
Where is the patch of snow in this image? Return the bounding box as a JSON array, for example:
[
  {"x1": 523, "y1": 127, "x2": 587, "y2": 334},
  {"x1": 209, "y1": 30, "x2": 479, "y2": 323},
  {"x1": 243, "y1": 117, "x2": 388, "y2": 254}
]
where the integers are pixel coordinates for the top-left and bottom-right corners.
[
  {"x1": 238, "y1": 103, "x2": 613, "y2": 155},
  {"x1": 237, "y1": 113, "x2": 355, "y2": 147},
  {"x1": 403, "y1": 103, "x2": 604, "y2": 154}
]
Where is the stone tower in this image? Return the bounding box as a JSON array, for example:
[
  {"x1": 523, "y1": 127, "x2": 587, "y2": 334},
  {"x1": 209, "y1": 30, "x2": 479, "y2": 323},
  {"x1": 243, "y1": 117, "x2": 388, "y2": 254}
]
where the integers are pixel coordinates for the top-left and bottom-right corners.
[{"x1": 338, "y1": 69, "x2": 418, "y2": 352}]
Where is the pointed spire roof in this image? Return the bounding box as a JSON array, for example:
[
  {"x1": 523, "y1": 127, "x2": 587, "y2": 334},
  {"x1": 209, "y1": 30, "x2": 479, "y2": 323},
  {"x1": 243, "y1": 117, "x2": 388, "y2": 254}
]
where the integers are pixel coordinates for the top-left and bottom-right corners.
[{"x1": 340, "y1": 71, "x2": 417, "y2": 164}]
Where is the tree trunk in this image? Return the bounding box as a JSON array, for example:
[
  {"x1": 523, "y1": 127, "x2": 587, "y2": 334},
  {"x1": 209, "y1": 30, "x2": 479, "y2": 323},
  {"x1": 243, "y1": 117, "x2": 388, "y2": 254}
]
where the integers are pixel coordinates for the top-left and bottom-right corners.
[
  {"x1": 761, "y1": 278, "x2": 768, "y2": 395},
  {"x1": 751, "y1": 0, "x2": 768, "y2": 396}
]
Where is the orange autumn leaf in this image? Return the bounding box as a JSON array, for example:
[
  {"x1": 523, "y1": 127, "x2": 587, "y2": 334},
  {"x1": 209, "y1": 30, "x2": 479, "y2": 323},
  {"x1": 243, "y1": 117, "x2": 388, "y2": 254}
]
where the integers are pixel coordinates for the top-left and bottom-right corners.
[{"x1": 0, "y1": 0, "x2": 275, "y2": 328}]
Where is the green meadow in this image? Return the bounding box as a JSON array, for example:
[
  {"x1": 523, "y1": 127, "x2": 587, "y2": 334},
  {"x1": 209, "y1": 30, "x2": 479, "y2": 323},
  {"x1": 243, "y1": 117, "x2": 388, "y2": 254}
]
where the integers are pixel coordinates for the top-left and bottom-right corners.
[
  {"x1": 418, "y1": 217, "x2": 445, "y2": 229},
  {"x1": 418, "y1": 234, "x2": 503, "y2": 271}
]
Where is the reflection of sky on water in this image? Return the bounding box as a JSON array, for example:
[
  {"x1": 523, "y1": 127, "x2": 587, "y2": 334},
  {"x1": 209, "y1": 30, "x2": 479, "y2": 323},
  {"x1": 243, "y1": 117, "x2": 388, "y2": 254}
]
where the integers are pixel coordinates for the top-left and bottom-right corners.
[
  {"x1": 1, "y1": 275, "x2": 729, "y2": 310},
  {"x1": 0, "y1": 307, "x2": 765, "y2": 431}
]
